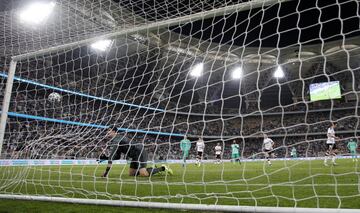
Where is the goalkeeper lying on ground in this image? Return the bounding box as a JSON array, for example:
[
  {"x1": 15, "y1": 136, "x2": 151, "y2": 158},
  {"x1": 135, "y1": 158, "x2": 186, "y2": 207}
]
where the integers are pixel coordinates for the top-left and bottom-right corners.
[{"x1": 99, "y1": 126, "x2": 173, "y2": 177}]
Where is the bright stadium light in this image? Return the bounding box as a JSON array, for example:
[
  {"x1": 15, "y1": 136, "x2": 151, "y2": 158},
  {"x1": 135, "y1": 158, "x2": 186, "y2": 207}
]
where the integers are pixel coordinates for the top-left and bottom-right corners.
[
  {"x1": 273, "y1": 66, "x2": 285, "y2": 78},
  {"x1": 190, "y1": 63, "x2": 204, "y2": 77},
  {"x1": 90, "y1": 40, "x2": 113, "y2": 52},
  {"x1": 231, "y1": 67, "x2": 243, "y2": 79},
  {"x1": 19, "y1": 2, "x2": 55, "y2": 25}
]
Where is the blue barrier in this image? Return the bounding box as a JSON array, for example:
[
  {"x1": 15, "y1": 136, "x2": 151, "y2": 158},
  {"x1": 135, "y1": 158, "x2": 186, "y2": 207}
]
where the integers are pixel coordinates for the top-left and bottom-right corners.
[
  {"x1": 0, "y1": 72, "x2": 164, "y2": 112},
  {"x1": 5, "y1": 111, "x2": 184, "y2": 137},
  {"x1": 0, "y1": 159, "x2": 127, "y2": 166}
]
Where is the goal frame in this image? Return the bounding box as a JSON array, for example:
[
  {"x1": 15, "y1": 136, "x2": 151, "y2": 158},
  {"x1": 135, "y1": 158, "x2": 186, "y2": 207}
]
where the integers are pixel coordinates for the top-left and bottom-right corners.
[{"x1": 2, "y1": 0, "x2": 358, "y2": 212}]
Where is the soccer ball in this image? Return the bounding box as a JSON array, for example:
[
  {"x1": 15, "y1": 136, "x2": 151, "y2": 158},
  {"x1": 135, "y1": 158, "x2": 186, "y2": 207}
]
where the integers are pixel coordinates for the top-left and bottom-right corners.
[{"x1": 48, "y1": 92, "x2": 62, "y2": 102}]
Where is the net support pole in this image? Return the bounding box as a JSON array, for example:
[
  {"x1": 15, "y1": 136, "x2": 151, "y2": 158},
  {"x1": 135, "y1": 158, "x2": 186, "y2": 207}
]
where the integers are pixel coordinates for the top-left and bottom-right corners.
[{"x1": 0, "y1": 60, "x2": 17, "y2": 157}]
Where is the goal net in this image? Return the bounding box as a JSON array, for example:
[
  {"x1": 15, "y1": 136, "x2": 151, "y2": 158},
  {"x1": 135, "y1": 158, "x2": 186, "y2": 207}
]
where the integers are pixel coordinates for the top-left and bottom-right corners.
[{"x1": 1, "y1": 0, "x2": 360, "y2": 211}]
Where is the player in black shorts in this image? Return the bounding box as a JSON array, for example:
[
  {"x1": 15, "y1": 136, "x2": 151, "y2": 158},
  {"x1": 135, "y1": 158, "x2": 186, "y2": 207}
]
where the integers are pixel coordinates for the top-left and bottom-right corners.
[
  {"x1": 327, "y1": 143, "x2": 337, "y2": 152},
  {"x1": 325, "y1": 143, "x2": 338, "y2": 161},
  {"x1": 324, "y1": 122, "x2": 339, "y2": 166},
  {"x1": 100, "y1": 126, "x2": 173, "y2": 177}
]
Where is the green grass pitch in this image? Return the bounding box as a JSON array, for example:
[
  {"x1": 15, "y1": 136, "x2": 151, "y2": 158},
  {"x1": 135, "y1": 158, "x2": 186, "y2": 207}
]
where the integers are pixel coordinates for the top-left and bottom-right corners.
[{"x1": 1, "y1": 159, "x2": 360, "y2": 212}]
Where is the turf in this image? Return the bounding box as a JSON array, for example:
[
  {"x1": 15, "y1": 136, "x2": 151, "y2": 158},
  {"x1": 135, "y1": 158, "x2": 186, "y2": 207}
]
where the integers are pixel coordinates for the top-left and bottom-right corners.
[{"x1": 1, "y1": 159, "x2": 360, "y2": 211}]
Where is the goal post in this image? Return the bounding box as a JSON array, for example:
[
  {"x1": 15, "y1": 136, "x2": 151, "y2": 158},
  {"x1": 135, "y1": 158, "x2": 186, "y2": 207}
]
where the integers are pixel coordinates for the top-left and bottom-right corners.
[{"x1": 0, "y1": 60, "x2": 17, "y2": 155}]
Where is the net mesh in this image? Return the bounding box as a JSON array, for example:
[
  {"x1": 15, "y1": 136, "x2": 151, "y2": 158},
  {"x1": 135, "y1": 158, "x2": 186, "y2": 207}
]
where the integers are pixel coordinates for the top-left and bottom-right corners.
[{"x1": 1, "y1": 0, "x2": 360, "y2": 209}]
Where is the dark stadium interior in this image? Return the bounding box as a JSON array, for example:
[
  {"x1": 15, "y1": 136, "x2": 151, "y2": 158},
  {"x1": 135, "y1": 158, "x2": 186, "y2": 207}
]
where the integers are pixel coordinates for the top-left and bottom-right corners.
[{"x1": 2, "y1": 1, "x2": 360, "y2": 211}]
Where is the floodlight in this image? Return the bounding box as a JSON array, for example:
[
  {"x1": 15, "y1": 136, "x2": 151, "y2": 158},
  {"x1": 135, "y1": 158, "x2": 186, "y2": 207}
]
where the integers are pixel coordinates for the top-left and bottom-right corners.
[
  {"x1": 19, "y1": 2, "x2": 55, "y2": 25},
  {"x1": 90, "y1": 40, "x2": 113, "y2": 52},
  {"x1": 231, "y1": 67, "x2": 243, "y2": 79},
  {"x1": 190, "y1": 63, "x2": 204, "y2": 77},
  {"x1": 274, "y1": 66, "x2": 284, "y2": 78}
]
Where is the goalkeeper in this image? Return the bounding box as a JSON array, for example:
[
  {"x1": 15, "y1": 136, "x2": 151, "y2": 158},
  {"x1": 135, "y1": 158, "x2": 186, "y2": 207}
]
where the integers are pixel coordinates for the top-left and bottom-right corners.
[
  {"x1": 180, "y1": 135, "x2": 191, "y2": 167},
  {"x1": 347, "y1": 138, "x2": 358, "y2": 162},
  {"x1": 100, "y1": 126, "x2": 172, "y2": 177}
]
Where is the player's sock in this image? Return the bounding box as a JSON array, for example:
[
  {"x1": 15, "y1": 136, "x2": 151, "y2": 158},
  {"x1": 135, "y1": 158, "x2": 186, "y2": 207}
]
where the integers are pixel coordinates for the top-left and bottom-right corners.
[
  {"x1": 331, "y1": 156, "x2": 336, "y2": 165},
  {"x1": 102, "y1": 166, "x2": 111, "y2": 177},
  {"x1": 146, "y1": 167, "x2": 165, "y2": 176},
  {"x1": 161, "y1": 164, "x2": 173, "y2": 175},
  {"x1": 267, "y1": 159, "x2": 271, "y2": 165}
]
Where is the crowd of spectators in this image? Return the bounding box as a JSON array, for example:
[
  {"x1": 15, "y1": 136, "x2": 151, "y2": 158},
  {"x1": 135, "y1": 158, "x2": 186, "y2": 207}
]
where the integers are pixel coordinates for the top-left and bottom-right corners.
[
  {"x1": 2, "y1": 118, "x2": 354, "y2": 161},
  {"x1": 3, "y1": 106, "x2": 354, "y2": 160},
  {"x1": 5, "y1": 87, "x2": 360, "y2": 138}
]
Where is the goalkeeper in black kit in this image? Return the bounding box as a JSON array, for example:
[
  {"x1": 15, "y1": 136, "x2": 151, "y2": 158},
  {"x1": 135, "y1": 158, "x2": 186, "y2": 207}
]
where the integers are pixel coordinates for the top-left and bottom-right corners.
[{"x1": 99, "y1": 126, "x2": 173, "y2": 177}]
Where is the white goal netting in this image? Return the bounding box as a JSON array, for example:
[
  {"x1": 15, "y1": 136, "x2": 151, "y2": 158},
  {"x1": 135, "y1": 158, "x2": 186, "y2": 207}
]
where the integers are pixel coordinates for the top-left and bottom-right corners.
[{"x1": 1, "y1": 0, "x2": 360, "y2": 211}]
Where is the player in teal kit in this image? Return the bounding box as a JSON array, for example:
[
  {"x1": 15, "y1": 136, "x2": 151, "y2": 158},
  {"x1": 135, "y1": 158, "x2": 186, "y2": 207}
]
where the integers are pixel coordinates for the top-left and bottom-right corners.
[
  {"x1": 290, "y1": 147, "x2": 297, "y2": 158},
  {"x1": 180, "y1": 135, "x2": 191, "y2": 167},
  {"x1": 347, "y1": 139, "x2": 358, "y2": 162},
  {"x1": 231, "y1": 140, "x2": 241, "y2": 164}
]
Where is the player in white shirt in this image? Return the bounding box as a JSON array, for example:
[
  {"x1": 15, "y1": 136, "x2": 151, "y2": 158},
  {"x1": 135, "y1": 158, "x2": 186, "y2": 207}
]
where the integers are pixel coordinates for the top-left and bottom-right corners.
[
  {"x1": 196, "y1": 137, "x2": 205, "y2": 167},
  {"x1": 263, "y1": 134, "x2": 275, "y2": 166},
  {"x1": 214, "y1": 143, "x2": 222, "y2": 164},
  {"x1": 324, "y1": 122, "x2": 339, "y2": 166}
]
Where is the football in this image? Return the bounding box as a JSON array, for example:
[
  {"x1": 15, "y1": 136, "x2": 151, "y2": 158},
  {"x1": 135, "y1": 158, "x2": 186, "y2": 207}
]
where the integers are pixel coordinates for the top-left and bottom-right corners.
[{"x1": 48, "y1": 92, "x2": 62, "y2": 102}]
